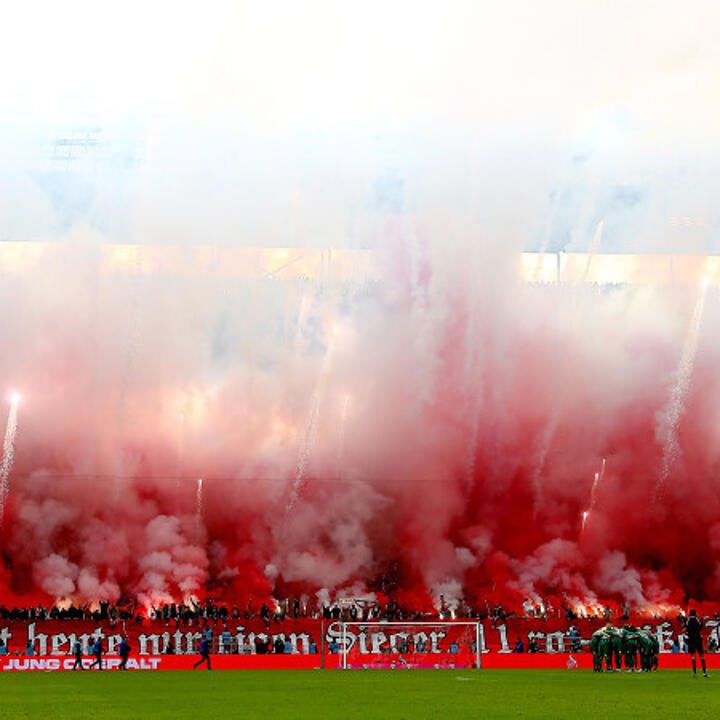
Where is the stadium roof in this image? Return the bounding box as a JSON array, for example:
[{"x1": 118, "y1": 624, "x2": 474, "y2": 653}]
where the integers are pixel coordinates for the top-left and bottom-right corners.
[{"x1": 0, "y1": 242, "x2": 718, "y2": 286}]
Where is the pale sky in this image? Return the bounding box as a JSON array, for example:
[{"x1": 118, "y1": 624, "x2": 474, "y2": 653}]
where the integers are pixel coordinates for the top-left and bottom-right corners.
[{"x1": 1, "y1": 1, "x2": 719, "y2": 250}]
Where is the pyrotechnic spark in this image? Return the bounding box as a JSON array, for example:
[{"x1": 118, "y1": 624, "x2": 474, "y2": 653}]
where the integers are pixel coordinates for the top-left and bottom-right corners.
[
  {"x1": 195, "y1": 478, "x2": 203, "y2": 538},
  {"x1": 336, "y1": 393, "x2": 351, "y2": 480},
  {"x1": 464, "y1": 397, "x2": 482, "y2": 491},
  {"x1": 287, "y1": 316, "x2": 339, "y2": 513},
  {"x1": 655, "y1": 281, "x2": 708, "y2": 496},
  {"x1": 114, "y1": 246, "x2": 144, "y2": 500},
  {"x1": 530, "y1": 413, "x2": 559, "y2": 511},
  {"x1": 584, "y1": 458, "x2": 607, "y2": 523},
  {"x1": 462, "y1": 293, "x2": 484, "y2": 492},
  {"x1": 581, "y1": 219, "x2": 605, "y2": 282},
  {"x1": 176, "y1": 412, "x2": 186, "y2": 489},
  {"x1": 581, "y1": 460, "x2": 606, "y2": 534},
  {"x1": 288, "y1": 391, "x2": 322, "y2": 511},
  {"x1": 0, "y1": 393, "x2": 20, "y2": 526},
  {"x1": 530, "y1": 240, "x2": 605, "y2": 511}
]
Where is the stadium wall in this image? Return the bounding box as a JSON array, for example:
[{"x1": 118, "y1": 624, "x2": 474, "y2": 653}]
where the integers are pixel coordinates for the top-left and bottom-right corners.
[{"x1": 0, "y1": 617, "x2": 717, "y2": 670}]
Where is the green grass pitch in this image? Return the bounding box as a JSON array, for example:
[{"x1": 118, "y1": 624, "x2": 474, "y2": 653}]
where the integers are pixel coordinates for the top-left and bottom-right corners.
[{"x1": 1, "y1": 669, "x2": 718, "y2": 719}]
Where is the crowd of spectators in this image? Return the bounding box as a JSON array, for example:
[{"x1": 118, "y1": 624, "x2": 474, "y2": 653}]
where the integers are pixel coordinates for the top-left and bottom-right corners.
[
  {"x1": 1, "y1": 596, "x2": 719, "y2": 629},
  {"x1": 0, "y1": 601, "x2": 137, "y2": 624},
  {"x1": 2, "y1": 599, "x2": 720, "y2": 658}
]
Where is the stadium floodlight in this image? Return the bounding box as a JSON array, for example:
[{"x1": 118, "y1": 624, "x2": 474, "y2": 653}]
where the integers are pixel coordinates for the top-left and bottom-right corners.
[{"x1": 330, "y1": 621, "x2": 483, "y2": 670}]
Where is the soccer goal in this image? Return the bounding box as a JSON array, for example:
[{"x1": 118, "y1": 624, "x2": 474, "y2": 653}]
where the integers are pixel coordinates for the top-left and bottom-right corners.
[{"x1": 330, "y1": 621, "x2": 482, "y2": 670}]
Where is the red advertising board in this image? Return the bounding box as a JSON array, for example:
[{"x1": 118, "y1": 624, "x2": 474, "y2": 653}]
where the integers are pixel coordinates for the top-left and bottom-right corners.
[{"x1": 0, "y1": 653, "x2": 702, "y2": 671}]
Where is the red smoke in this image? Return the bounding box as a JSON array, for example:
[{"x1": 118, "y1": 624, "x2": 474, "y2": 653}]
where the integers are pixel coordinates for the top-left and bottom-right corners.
[{"x1": 1, "y1": 239, "x2": 720, "y2": 615}]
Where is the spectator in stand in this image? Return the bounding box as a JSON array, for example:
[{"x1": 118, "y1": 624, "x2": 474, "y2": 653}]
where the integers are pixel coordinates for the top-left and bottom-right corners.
[
  {"x1": 527, "y1": 638, "x2": 540, "y2": 653},
  {"x1": 25, "y1": 641, "x2": 35, "y2": 656},
  {"x1": 260, "y1": 603, "x2": 271, "y2": 629},
  {"x1": 328, "y1": 639, "x2": 339, "y2": 654},
  {"x1": 109, "y1": 604, "x2": 119, "y2": 627},
  {"x1": 439, "y1": 594, "x2": 449, "y2": 619},
  {"x1": 0, "y1": 640, "x2": 8, "y2": 655},
  {"x1": 671, "y1": 640, "x2": 680, "y2": 653},
  {"x1": 273, "y1": 602, "x2": 285, "y2": 623},
  {"x1": 513, "y1": 637, "x2": 525, "y2": 653},
  {"x1": 523, "y1": 598, "x2": 534, "y2": 617},
  {"x1": 568, "y1": 626, "x2": 581, "y2": 652},
  {"x1": 491, "y1": 603, "x2": 507, "y2": 628},
  {"x1": 284, "y1": 638, "x2": 293, "y2": 654},
  {"x1": 273, "y1": 636, "x2": 285, "y2": 654},
  {"x1": 448, "y1": 641, "x2": 459, "y2": 654},
  {"x1": 309, "y1": 640, "x2": 318, "y2": 654},
  {"x1": 221, "y1": 628, "x2": 233, "y2": 653}
]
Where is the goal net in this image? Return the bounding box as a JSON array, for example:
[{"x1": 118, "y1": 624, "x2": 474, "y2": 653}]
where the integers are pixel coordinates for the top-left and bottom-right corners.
[{"x1": 330, "y1": 621, "x2": 481, "y2": 670}]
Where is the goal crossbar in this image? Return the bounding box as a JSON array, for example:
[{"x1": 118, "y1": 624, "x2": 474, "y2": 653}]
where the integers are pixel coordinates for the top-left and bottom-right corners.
[{"x1": 337, "y1": 621, "x2": 482, "y2": 670}]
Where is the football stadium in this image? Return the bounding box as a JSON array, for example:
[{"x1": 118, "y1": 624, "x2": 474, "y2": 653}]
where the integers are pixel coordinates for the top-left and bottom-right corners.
[{"x1": 2, "y1": 1, "x2": 720, "y2": 718}]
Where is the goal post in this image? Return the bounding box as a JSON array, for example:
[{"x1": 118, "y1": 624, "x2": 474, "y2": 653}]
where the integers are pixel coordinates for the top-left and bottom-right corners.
[{"x1": 327, "y1": 621, "x2": 482, "y2": 670}]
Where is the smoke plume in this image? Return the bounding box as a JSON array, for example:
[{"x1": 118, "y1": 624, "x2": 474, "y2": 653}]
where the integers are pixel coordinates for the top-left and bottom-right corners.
[{"x1": 1, "y1": 1, "x2": 720, "y2": 613}]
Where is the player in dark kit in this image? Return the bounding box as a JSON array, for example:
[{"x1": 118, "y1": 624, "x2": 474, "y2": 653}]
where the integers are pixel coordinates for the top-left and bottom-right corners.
[
  {"x1": 193, "y1": 637, "x2": 211, "y2": 670},
  {"x1": 118, "y1": 636, "x2": 131, "y2": 670},
  {"x1": 72, "y1": 640, "x2": 84, "y2": 670},
  {"x1": 89, "y1": 637, "x2": 104, "y2": 670},
  {"x1": 686, "y1": 609, "x2": 710, "y2": 678}
]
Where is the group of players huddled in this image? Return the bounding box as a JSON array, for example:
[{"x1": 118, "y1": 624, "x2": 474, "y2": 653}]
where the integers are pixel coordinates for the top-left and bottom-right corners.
[
  {"x1": 590, "y1": 609, "x2": 710, "y2": 678},
  {"x1": 590, "y1": 624, "x2": 659, "y2": 672}
]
